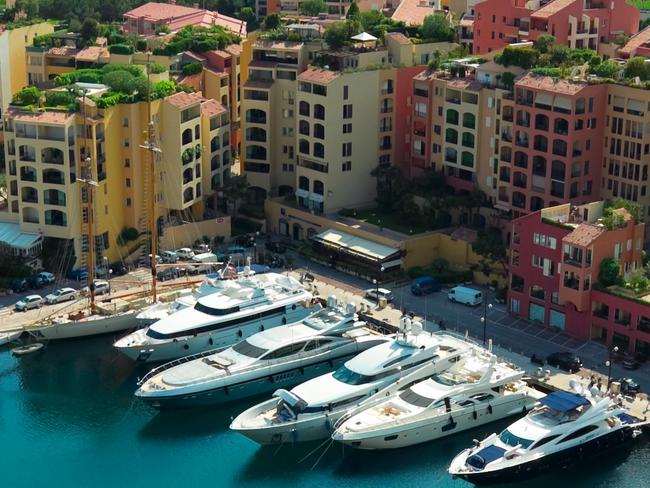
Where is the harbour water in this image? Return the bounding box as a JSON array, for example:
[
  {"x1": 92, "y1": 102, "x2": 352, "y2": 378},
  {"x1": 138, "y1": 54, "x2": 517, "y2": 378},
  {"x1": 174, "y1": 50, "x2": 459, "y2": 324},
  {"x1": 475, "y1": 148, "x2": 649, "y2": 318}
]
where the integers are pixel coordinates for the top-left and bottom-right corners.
[{"x1": 1, "y1": 336, "x2": 648, "y2": 488}]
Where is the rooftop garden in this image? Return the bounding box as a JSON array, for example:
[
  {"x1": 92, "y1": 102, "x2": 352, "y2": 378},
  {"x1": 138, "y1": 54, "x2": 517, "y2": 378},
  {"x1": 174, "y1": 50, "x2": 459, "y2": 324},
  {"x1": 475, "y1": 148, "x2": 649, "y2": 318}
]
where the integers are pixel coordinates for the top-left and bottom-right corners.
[
  {"x1": 601, "y1": 198, "x2": 641, "y2": 230},
  {"x1": 12, "y1": 63, "x2": 186, "y2": 112},
  {"x1": 151, "y1": 25, "x2": 240, "y2": 56}
]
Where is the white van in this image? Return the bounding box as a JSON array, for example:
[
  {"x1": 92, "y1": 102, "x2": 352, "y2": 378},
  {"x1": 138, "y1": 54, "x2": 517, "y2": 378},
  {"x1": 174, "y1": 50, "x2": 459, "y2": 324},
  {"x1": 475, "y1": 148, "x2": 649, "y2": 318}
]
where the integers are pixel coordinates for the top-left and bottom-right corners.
[
  {"x1": 448, "y1": 286, "x2": 483, "y2": 306},
  {"x1": 192, "y1": 252, "x2": 219, "y2": 273}
]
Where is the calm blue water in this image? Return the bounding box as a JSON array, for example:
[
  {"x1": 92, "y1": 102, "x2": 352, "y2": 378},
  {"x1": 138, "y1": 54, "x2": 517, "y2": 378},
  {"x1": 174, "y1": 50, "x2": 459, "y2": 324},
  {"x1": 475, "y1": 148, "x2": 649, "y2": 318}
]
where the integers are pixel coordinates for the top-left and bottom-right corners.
[{"x1": 1, "y1": 336, "x2": 648, "y2": 488}]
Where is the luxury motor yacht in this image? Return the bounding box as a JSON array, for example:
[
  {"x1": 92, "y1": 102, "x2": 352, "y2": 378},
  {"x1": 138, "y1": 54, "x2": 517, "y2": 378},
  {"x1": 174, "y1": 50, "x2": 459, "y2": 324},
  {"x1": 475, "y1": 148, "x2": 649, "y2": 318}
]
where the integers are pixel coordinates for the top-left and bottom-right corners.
[
  {"x1": 114, "y1": 273, "x2": 316, "y2": 362},
  {"x1": 230, "y1": 319, "x2": 474, "y2": 445},
  {"x1": 135, "y1": 296, "x2": 389, "y2": 409},
  {"x1": 332, "y1": 349, "x2": 543, "y2": 449},
  {"x1": 448, "y1": 382, "x2": 650, "y2": 484}
]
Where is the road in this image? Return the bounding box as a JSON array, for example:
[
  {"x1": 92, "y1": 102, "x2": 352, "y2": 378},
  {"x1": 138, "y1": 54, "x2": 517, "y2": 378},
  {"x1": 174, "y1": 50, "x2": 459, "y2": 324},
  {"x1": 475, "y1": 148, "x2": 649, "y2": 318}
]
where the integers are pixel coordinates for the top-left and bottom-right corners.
[{"x1": 291, "y1": 255, "x2": 649, "y2": 387}]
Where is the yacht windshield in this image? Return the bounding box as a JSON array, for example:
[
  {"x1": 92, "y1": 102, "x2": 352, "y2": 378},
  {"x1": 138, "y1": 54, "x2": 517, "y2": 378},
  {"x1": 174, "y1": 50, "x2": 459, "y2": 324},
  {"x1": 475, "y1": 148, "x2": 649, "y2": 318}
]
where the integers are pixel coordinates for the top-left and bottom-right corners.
[
  {"x1": 498, "y1": 429, "x2": 534, "y2": 449},
  {"x1": 232, "y1": 340, "x2": 268, "y2": 358},
  {"x1": 332, "y1": 365, "x2": 374, "y2": 385}
]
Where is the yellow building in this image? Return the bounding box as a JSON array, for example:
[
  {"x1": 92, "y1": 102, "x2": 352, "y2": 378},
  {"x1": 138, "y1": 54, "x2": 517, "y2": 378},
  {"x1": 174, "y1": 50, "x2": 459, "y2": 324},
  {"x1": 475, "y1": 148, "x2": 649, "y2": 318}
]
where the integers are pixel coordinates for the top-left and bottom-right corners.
[
  {"x1": 1, "y1": 86, "x2": 232, "y2": 268},
  {"x1": 0, "y1": 22, "x2": 54, "y2": 112}
]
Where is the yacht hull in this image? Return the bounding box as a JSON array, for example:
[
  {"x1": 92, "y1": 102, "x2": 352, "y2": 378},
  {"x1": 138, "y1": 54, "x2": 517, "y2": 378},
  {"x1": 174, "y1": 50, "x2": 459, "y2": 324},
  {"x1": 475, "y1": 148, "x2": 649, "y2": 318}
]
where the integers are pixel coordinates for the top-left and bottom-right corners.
[
  {"x1": 234, "y1": 408, "x2": 347, "y2": 445},
  {"x1": 452, "y1": 426, "x2": 639, "y2": 485},
  {"x1": 28, "y1": 312, "x2": 138, "y2": 340},
  {"x1": 117, "y1": 307, "x2": 313, "y2": 363},
  {"x1": 139, "y1": 356, "x2": 351, "y2": 409},
  {"x1": 336, "y1": 395, "x2": 535, "y2": 450}
]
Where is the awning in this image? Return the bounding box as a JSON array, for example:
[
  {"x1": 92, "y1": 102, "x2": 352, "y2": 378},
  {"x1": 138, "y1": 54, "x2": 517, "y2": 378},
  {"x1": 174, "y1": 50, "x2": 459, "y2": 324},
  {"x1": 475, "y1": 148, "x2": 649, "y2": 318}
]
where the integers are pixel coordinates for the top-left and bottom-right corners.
[
  {"x1": 311, "y1": 229, "x2": 401, "y2": 264},
  {"x1": 351, "y1": 32, "x2": 378, "y2": 42},
  {"x1": 0, "y1": 222, "x2": 42, "y2": 250},
  {"x1": 535, "y1": 92, "x2": 552, "y2": 106},
  {"x1": 539, "y1": 391, "x2": 590, "y2": 412},
  {"x1": 553, "y1": 96, "x2": 572, "y2": 111}
]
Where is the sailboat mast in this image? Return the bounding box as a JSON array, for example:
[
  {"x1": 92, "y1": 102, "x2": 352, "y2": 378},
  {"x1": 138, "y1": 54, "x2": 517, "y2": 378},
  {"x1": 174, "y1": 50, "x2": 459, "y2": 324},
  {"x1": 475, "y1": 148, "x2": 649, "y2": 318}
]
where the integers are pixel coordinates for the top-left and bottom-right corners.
[
  {"x1": 80, "y1": 91, "x2": 97, "y2": 314},
  {"x1": 146, "y1": 52, "x2": 157, "y2": 302}
]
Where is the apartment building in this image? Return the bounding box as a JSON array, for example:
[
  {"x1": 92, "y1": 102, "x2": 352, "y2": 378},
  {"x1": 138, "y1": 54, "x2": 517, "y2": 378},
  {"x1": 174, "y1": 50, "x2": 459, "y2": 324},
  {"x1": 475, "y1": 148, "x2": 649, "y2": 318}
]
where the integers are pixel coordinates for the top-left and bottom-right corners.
[
  {"x1": 241, "y1": 31, "x2": 456, "y2": 213},
  {"x1": 471, "y1": 0, "x2": 639, "y2": 55},
  {"x1": 0, "y1": 22, "x2": 53, "y2": 112},
  {"x1": 123, "y1": 2, "x2": 247, "y2": 37},
  {"x1": 508, "y1": 201, "x2": 649, "y2": 355},
  {"x1": 0, "y1": 87, "x2": 230, "y2": 266},
  {"x1": 26, "y1": 32, "x2": 85, "y2": 86}
]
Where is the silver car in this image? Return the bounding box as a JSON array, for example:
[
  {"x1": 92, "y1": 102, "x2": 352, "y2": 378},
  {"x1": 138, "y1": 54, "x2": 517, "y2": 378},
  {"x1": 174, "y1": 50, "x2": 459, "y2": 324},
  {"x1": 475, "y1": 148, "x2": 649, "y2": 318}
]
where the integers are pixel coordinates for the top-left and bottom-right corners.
[
  {"x1": 45, "y1": 287, "x2": 77, "y2": 304},
  {"x1": 15, "y1": 294, "x2": 43, "y2": 311}
]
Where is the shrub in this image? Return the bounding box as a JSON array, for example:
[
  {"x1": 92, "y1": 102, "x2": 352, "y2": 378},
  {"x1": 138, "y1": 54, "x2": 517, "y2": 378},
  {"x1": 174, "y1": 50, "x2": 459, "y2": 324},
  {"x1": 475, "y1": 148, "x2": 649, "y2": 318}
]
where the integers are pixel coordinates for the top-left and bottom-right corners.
[
  {"x1": 103, "y1": 70, "x2": 136, "y2": 93},
  {"x1": 149, "y1": 63, "x2": 167, "y2": 74},
  {"x1": 109, "y1": 43, "x2": 134, "y2": 55},
  {"x1": 421, "y1": 14, "x2": 454, "y2": 42},
  {"x1": 182, "y1": 62, "x2": 204, "y2": 76},
  {"x1": 152, "y1": 80, "x2": 176, "y2": 98},
  {"x1": 136, "y1": 39, "x2": 148, "y2": 52},
  {"x1": 108, "y1": 32, "x2": 127, "y2": 45},
  {"x1": 599, "y1": 258, "x2": 621, "y2": 286},
  {"x1": 13, "y1": 86, "x2": 42, "y2": 106},
  {"x1": 45, "y1": 90, "x2": 76, "y2": 107},
  {"x1": 494, "y1": 46, "x2": 539, "y2": 69}
]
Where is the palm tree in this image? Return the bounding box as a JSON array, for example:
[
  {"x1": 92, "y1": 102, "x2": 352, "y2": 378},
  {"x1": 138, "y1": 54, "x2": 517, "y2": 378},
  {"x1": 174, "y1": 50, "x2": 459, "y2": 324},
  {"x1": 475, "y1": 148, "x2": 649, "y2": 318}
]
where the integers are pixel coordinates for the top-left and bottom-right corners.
[{"x1": 222, "y1": 174, "x2": 250, "y2": 217}]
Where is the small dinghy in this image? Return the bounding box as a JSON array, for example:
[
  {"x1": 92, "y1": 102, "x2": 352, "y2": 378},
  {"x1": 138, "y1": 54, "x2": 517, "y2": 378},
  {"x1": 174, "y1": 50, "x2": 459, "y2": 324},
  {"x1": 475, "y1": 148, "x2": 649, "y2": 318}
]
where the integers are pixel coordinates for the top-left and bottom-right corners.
[
  {"x1": 0, "y1": 330, "x2": 23, "y2": 346},
  {"x1": 11, "y1": 342, "x2": 44, "y2": 356}
]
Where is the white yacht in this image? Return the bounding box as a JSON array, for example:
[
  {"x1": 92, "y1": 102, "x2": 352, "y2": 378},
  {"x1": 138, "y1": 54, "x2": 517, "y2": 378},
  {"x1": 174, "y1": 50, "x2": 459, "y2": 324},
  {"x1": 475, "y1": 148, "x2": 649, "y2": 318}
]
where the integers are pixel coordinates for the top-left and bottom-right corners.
[
  {"x1": 332, "y1": 349, "x2": 543, "y2": 449},
  {"x1": 230, "y1": 319, "x2": 474, "y2": 445},
  {"x1": 114, "y1": 273, "x2": 316, "y2": 362},
  {"x1": 449, "y1": 383, "x2": 649, "y2": 485},
  {"x1": 135, "y1": 297, "x2": 389, "y2": 409}
]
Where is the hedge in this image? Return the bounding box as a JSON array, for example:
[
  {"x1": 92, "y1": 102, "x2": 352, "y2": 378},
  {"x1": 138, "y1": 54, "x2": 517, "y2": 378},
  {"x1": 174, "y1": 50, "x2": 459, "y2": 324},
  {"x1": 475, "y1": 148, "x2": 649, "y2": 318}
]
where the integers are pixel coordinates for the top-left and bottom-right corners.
[
  {"x1": 109, "y1": 44, "x2": 134, "y2": 55},
  {"x1": 149, "y1": 63, "x2": 167, "y2": 74},
  {"x1": 182, "y1": 62, "x2": 204, "y2": 76}
]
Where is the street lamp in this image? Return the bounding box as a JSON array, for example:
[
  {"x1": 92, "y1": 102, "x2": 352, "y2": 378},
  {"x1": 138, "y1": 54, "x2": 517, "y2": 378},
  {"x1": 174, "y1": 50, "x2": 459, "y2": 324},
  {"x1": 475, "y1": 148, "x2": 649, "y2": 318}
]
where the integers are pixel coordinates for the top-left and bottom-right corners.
[
  {"x1": 607, "y1": 345, "x2": 619, "y2": 390},
  {"x1": 481, "y1": 302, "x2": 493, "y2": 346}
]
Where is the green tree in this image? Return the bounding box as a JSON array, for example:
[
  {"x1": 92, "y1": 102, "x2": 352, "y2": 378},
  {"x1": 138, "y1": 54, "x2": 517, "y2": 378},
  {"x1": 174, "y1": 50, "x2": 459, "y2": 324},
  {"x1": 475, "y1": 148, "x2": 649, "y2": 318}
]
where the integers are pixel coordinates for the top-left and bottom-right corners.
[
  {"x1": 80, "y1": 18, "x2": 99, "y2": 43},
  {"x1": 264, "y1": 13, "x2": 281, "y2": 30},
  {"x1": 237, "y1": 7, "x2": 258, "y2": 31},
  {"x1": 324, "y1": 20, "x2": 362, "y2": 50},
  {"x1": 300, "y1": 0, "x2": 326, "y2": 16},
  {"x1": 421, "y1": 14, "x2": 453, "y2": 42},
  {"x1": 592, "y1": 59, "x2": 621, "y2": 78},
  {"x1": 625, "y1": 56, "x2": 649, "y2": 80},
  {"x1": 471, "y1": 227, "x2": 507, "y2": 273},
  {"x1": 346, "y1": 0, "x2": 360, "y2": 20},
  {"x1": 599, "y1": 258, "x2": 621, "y2": 286},
  {"x1": 222, "y1": 175, "x2": 250, "y2": 217},
  {"x1": 103, "y1": 70, "x2": 137, "y2": 93},
  {"x1": 533, "y1": 34, "x2": 555, "y2": 54},
  {"x1": 500, "y1": 71, "x2": 515, "y2": 90},
  {"x1": 371, "y1": 163, "x2": 403, "y2": 212}
]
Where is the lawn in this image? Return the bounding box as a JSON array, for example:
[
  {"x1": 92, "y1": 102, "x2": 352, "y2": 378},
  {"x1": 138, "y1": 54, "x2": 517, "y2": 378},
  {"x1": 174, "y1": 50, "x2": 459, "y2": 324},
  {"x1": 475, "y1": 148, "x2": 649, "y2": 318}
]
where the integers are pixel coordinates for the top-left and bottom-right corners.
[{"x1": 344, "y1": 208, "x2": 431, "y2": 235}]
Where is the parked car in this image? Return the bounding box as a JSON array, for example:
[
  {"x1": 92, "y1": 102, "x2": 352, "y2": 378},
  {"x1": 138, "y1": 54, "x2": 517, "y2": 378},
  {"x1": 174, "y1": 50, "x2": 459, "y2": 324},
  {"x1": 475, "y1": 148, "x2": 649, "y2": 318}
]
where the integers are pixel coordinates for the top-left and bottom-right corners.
[
  {"x1": 175, "y1": 248, "x2": 195, "y2": 260},
  {"x1": 15, "y1": 294, "x2": 43, "y2": 311},
  {"x1": 448, "y1": 286, "x2": 483, "y2": 306},
  {"x1": 616, "y1": 377, "x2": 641, "y2": 395},
  {"x1": 265, "y1": 241, "x2": 287, "y2": 254},
  {"x1": 411, "y1": 277, "x2": 441, "y2": 296},
  {"x1": 161, "y1": 251, "x2": 178, "y2": 264},
  {"x1": 364, "y1": 287, "x2": 394, "y2": 302},
  {"x1": 108, "y1": 262, "x2": 128, "y2": 276},
  {"x1": 82, "y1": 280, "x2": 110, "y2": 296},
  {"x1": 38, "y1": 271, "x2": 56, "y2": 284},
  {"x1": 9, "y1": 278, "x2": 28, "y2": 293},
  {"x1": 546, "y1": 351, "x2": 582, "y2": 372},
  {"x1": 622, "y1": 354, "x2": 640, "y2": 370},
  {"x1": 192, "y1": 244, "x2": 212, "y2": 254},
  {"x1": 66, "y1": 268, "x2": 88, "y2": 281},
  {"x1": 45, "y1": 287, "x2": 77, "y2": 304},
  {"x1": 157, "y1": 267, "x2": 179, "y2": 282},
  {"x1": 26, "y1": 275, "x2": 45, "y2": 289}
]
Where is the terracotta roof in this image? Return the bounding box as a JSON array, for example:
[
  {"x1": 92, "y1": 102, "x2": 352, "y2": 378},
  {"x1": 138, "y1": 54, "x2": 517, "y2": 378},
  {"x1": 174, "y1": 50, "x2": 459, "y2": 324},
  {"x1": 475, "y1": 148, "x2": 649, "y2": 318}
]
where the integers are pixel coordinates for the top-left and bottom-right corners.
[
  {"x1": 178, "y1": 73, "x2": 203, "y2": 92},
  {"x1": 185, "y1": 51, "x2": 207, "y2": 62},
  {"x1": 450, "y1": 227, "x2": 478, "y2": 243},
  {"x1": 515, "y1": 73, "x2": 587, "y2": 95},
  {"x1": 563, "y1": 223, "x2": 605, "y2": 246},
  {"x1": 48, "y1": 46, "x2": 78, "y2": 57},
  {"x1": 385, "y1": 32, "x2": 411, "y2": 45},
  {"x1": 532, "y1": 0, "x2": 576, "y2": 19},
  {"x1": 298, "y1": 68, "x2": 340, "y2": 84},
  {"x1": 9, "y1": 109, "x2": 74, "y2": 125},
  {"x1": 205, "y1": 67, "x2": 229, "y2": 78},
  {"x1": 123, "y1": 2, "x2": 246, "y2": 37},
  {"x1": 75, "y1": 46, "x2": 108, "y2": 62},
  {"x1": 392, "y1": 0, "x2": 437, "y2": 26},
  {"x1": 225, "y1": 44, "x2": 242, "y2": 56},
  {"x1": 444, "y1": 77, "x2": 483, "y2": 91},
  {"x1": 165, "y1": 91, "x2": 202, "y2": 109},
  {"x1": 619, "y1": 26, "x2": 650, "y2": 57},
  {"x1": 200, "y1": 98, "x2": 226, "y2": 117}
]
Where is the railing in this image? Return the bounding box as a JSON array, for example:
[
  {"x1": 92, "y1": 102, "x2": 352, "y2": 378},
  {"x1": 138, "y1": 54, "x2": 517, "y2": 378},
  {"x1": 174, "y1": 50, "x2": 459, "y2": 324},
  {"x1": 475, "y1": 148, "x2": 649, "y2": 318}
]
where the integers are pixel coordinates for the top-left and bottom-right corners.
[{"x1": 137, "y1": 346, "x2": 229, "y2": 385}]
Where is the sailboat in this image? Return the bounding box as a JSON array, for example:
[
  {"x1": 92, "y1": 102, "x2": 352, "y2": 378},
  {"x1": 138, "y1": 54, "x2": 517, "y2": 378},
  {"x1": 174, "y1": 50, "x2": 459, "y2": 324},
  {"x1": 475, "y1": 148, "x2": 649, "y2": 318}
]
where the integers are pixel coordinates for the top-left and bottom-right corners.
[{"x1": 27, "y1": 67, "x2": 163, "y2": 341}]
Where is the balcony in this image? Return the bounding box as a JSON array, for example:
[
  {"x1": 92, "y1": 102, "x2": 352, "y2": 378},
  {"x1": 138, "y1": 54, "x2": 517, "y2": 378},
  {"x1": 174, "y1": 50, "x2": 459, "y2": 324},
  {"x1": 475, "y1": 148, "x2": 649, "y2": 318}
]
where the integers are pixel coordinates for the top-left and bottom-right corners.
[
  {"x1": 593, "y1": 306, "x2": 609, "y2": 320},
  {"x1": 20, "y1": 170, "x2": 37, "y2": 182},
  {"x1": 563, "y1": 277, "x2": 580, "y2": 290},
  {"x1": 43, "y1": 171, "x2": 65, "y2": 185},
  {"x1": 414, "y1": 88, "x2": 428, "y2": 98},
  {"x1": 638, "y1": 317, "x2": 650, "y2": 334},
  {"x1": 563, "y1": 253, "x2": 583, "y2": 267}
]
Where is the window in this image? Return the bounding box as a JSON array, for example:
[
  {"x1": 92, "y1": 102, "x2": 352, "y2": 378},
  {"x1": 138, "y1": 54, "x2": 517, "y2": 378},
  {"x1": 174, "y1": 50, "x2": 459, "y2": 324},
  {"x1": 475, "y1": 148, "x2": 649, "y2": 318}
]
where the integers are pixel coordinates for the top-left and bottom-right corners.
[
  {"x1": 342, "y1": 161, "x2": 352, "y2": 172},
  {"x1": 343, "y1": 85, "x2": 349, "y2": 100},
  {"x1": 343, "y1": 123, "x2": 352, "y2": 133},
  {"x1": 126, "y1": 198, "x2": 132, "y2": 207},
  {"x1": 559, "y1": 426, "x2": 599, "y2": 443},
  {"x1": 123, "y1": 118, "x2": 129, "y2": 127},
  {"x1": 126, "y1": 178, "x2": 131, "y2": 188},
  {"x1": 342, "y1": 142, "x2": 352, "y2": 157},
  {"x1": 532, "y1": 435, "x2": 560, "y2": 449},
  {"x1": 123, "y1": 138, "x2": 129, "y2": 147},
  {"x1": 124, "y1": 158, "x2": 130, "y2": 167},
  {"x1": 343, "y1": 104, "x2": 353, "y2": 119}
]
